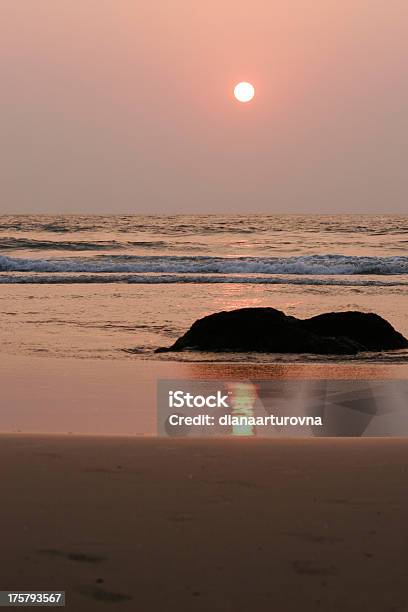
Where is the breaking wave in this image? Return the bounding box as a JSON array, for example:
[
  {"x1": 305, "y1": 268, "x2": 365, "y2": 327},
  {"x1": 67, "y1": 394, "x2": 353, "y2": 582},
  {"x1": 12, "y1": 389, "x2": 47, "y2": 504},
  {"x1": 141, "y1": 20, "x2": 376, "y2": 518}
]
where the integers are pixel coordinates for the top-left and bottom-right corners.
[
  {"x1": 0, "y1": 254, "x2": 408, "y2": 276},
  {"x1": 0, "y1": 273, "x2": 406, "y2": 286}
]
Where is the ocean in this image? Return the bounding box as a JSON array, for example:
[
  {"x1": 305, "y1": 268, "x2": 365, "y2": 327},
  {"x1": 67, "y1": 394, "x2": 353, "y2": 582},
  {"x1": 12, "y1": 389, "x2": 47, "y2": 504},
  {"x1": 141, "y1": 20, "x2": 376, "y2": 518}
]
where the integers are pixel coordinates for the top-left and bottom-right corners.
[{"x1": 0, "y1": 214, "x2": 407, "y2": 363}]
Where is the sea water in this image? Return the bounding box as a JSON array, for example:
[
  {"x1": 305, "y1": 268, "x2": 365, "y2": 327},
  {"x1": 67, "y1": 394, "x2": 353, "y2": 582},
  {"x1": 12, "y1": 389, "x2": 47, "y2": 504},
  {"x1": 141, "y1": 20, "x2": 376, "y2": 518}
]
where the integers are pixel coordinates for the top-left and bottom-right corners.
[{"x1": 0, "y1": 214, "x2": 407, "y2": 363}]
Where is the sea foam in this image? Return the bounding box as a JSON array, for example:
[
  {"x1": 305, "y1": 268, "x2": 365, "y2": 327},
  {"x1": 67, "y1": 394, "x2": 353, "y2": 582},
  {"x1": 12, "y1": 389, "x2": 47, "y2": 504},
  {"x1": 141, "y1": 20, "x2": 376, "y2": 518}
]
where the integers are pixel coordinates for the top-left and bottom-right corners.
[{"x1": 1, "y1": 254, "x2": 408, "y2": 276}]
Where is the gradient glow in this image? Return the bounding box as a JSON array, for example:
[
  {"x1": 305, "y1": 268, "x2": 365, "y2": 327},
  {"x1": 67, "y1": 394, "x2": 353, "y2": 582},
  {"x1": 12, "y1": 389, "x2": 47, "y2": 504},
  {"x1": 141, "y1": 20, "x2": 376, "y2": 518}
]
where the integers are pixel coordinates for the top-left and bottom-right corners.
[{"x1": 0, "y1": 1, "x2": 407, "y2": 214}]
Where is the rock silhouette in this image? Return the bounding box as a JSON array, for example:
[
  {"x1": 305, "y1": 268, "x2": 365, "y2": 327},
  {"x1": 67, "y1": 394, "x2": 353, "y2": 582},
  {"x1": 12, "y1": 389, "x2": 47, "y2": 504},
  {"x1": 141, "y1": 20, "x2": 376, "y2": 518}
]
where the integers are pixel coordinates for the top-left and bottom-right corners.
[{"x1": 155, "y1": 308, "x2": 408, "y2": 355}]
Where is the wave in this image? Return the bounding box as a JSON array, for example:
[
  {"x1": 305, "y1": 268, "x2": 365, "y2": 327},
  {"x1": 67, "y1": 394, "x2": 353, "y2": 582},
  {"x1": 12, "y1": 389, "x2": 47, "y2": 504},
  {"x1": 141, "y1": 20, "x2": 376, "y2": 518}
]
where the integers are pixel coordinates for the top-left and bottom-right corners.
[
  {"x1": 0, "y1": 214, "x2": 407, "y2": 236},
  {"x1": 0, "y1": 238, "x2": 170, "y2": 251},
  {"x1": 0, "y1": 274, "x2": 406, "y2": 286},
  {"x1": 0, "y1": 238, "x2": 122, "y2": 251},
  {"x1": 1, "y1": 254, "x2": 408, "y2": 275}
]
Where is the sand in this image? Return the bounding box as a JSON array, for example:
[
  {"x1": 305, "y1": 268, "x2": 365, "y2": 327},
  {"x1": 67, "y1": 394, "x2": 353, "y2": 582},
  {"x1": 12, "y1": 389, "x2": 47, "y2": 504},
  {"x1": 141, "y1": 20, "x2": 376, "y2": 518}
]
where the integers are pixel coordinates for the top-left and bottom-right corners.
[
  {"x1": 1, "y1": 352, "x2": 407, "y2": 609},
  {"x1": 0, "y1": 434, "x2": 407, "y2": 611},
  {"x1": 1, "y1": 353, "x2": 407, "y2": 435}
]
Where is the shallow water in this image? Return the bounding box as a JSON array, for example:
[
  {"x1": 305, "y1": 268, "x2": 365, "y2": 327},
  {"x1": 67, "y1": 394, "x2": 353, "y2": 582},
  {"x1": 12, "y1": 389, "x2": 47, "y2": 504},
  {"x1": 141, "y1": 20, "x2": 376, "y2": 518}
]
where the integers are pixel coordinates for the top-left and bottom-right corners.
[{"x1": 0, "y1": 214, "x2": 406, "y2": 364}]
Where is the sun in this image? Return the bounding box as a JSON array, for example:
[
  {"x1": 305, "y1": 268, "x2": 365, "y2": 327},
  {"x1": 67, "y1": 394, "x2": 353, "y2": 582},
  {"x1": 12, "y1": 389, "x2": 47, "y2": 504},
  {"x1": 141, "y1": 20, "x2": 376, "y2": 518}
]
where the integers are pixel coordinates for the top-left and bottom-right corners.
[{"x1": 234, "y1": 82, "x2": 255, "y2": 103}]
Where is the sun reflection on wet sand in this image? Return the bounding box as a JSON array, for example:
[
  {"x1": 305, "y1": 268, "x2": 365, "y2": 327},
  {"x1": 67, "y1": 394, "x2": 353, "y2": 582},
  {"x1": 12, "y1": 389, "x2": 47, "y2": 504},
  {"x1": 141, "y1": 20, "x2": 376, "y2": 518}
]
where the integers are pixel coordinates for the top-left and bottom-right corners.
[
  {"x1": 184, "y1": 361, "x2": 408, "y2": 380},
  {"x1": 227, "y1": 382, "x2": 258, "y2": 436}
]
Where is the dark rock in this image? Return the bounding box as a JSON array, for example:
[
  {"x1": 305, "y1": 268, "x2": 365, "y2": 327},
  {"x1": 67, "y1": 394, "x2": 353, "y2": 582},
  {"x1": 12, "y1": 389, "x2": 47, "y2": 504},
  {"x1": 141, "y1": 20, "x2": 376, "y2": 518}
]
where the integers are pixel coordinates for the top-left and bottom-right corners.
[
  {"x1": 303, "y1": 311, "x2": 408, "y2": 352},
  {"x1": 155, "y1": 307, "x2": 408, "y2": 355}
]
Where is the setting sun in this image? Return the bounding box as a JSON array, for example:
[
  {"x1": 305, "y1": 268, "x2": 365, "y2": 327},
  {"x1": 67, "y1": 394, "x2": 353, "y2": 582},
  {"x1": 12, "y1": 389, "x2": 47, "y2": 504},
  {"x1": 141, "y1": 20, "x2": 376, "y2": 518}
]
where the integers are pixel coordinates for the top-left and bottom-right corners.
[
  {"x1": 234, "y1": 82, "x2": 255, "y2": 103},
  {"x1": 234, "y1": 81, "x2": 255, "y2": 102}
]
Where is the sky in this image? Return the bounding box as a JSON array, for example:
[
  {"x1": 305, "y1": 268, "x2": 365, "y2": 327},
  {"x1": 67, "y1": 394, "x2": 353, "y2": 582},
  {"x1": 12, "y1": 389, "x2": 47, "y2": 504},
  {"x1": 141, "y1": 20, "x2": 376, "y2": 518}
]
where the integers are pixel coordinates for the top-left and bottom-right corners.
[{"x1": 1, "y1": 0, "x2": 407, "y2": 214}]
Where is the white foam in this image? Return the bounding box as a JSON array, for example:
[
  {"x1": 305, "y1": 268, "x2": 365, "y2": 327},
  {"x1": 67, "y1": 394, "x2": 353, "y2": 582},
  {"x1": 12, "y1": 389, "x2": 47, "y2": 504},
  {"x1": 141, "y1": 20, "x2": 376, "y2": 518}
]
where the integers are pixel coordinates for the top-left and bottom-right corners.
[
  {"x1": 0, "y1": 273, "x2": 406, "y2": 287},
  {"x1": 1, "y1": 254, "x2": 408, "y2": 276}
]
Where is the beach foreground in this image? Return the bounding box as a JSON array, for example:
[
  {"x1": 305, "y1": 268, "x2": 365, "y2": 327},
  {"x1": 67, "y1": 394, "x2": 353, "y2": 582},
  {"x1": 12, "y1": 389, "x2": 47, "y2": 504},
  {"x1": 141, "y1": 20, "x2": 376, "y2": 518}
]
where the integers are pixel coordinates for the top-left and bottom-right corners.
[{"x1": 1, "y1": 434, "x2": 406, "y2": 611}]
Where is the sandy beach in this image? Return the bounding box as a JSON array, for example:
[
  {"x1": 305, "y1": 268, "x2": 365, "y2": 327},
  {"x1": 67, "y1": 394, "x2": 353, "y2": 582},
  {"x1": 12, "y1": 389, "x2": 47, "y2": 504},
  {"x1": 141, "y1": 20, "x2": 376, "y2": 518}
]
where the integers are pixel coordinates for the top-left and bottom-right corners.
[
  {"x1": 2, "y1": 0, "x2": 408, "y2": 606},
  {"x1": 1, "y1": 353, "x2": 407, "y2": 436},
  {"x1": 1, "y1": 350, "x2": 407, "y2": 609},
  {"x1": 0, "y1": 434, "x2": 406, "y2": 611}
]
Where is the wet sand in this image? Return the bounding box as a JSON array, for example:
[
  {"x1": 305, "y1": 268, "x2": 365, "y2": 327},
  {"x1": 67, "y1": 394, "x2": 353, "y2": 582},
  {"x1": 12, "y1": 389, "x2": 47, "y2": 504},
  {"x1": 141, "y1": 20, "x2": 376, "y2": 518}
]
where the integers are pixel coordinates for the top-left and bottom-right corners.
[
  {"x1": 1, "y1": 353, "x2": 407, "y2": 435},
  {"x1": 1, "y1": 354, "x2": 407, "y2": 610},
  {"x1": 0, "y1": 434, "x2": 407, "y2": 611}
]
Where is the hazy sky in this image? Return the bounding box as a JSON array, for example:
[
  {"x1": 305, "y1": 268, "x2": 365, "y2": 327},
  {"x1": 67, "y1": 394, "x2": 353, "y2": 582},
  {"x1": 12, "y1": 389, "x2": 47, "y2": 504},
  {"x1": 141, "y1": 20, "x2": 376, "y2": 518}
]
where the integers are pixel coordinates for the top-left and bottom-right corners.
[{"x1": 1, "y1": 1, "x2": 407, "y2": 214}]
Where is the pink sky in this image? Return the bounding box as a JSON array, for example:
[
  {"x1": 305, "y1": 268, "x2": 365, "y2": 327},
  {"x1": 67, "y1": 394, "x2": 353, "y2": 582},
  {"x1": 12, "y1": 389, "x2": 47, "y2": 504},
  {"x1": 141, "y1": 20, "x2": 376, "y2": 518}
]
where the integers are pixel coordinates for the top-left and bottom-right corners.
[{"x1": 1, "y1": 1, "x2": 407, "y2": 213}]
